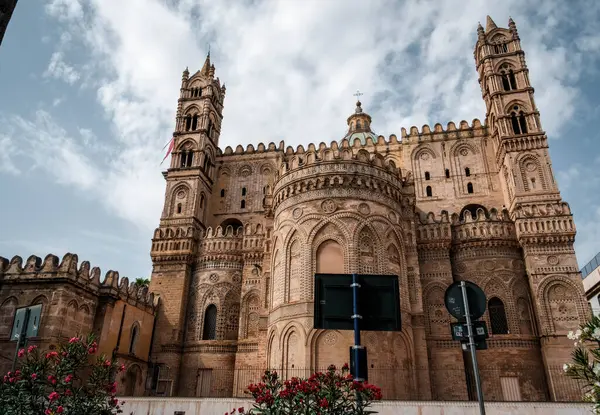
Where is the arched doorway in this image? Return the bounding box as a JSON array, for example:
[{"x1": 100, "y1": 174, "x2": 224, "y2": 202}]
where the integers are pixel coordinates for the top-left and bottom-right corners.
[{"x1": 125, "y1": 365, "x2": 142, "y2": 396}]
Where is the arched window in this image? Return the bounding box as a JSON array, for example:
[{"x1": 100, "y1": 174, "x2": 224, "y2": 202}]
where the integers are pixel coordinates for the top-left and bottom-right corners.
[
  {"x1": 220, "y1": 189, "x2": 225, "y2": 198},
  {"x1": 207, "y1": 120, "x2": 214, "y2": 138},
  {"x1": 510, "y1": 106, "x2": 528, "y2": 135},
  {"x1": 508, "y1": 70, "x2": 517, "y2": 89},
  {"x1": 191, "y1": 115, "x2": 198, "y2": 130},
  {"x1": 501, "y1": 70, "x2": 511, "y2": 91},
  {"x1": 200, "y1": 194, "x2": 205, "y2": 208},
  {"x1": 445, "y1": 169, "x2": 450, "y2": 179},
  {"x1": 467, "y1": 182, "x2": 474, "y2": 194},
  {"x1": 424, "y1": 171, "x2": 430, "y2": 181},
  {"x1": 185, "y1": 115, "x2": 192, "y2": 131},
  {"x1": 356, "y1": 120, "x2": 361, "y2": 128},
  {"x1": 202, "y1": 305, "x2": 217, "y2": 340},
  {"x1": 426, "y1": 186, "x2": 432, "y2": 197},
  {"x1": 489, "y1": 297, "x2": 509, "y2": 334},
  {"x1": 241, "y1": 200, "x2": 246, "y2": 209},
  {"x1": 242, "y1": 187, "x2": 247, "y2": 196},
  {"x1": 465, "y1": 167, "x2": 470, "y2": 177},
  {"x1": 176, "y1": 203, "x2": 182, "y2": 214},
  {"x1": 203, "y1": 155, "x2": 211, "y2": 173},
  {"x1": 530, "y1": 177, "x2": 536, "y2": 189},
  {"x1": 180, "y1": 150, "x2": 193, "y2": 168},
  {"x1": 129, "y1": 323, "x2": 139, "y2": 354},
  {"x1": 316, "y1": 240, "x2": 344, "y2": 274}
]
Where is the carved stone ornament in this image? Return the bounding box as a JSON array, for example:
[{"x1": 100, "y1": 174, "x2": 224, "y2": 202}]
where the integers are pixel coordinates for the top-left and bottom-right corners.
[
  {"x1": 324, "y1": 332, "x2": 337, "y2": 345},
  {"x1": 232, "y1": 273, "x2": 242, "y2": 283},
  {"x1": 421, "y1": 153, "x2": 430, "y2": 161},
  {"x1": 358, "y1": 203, "x2": 371, "y2": 216},
  {"x1": 209, "y1": 273, "x2": 219, "y2": 283},
  {"x1": 388, "y1": 211, "x2": 397, "y2": 223},
  {"x1": 460, "y1": 148, "x2": 469, "y2": 156},
  {"x1": 177, "y1": 190, "x2": 186, "y2": 199},
  {"x1": 454, "y1": 262, "x2": 467, "y2": 274},
  {"x1": 292, "y1": 207, "x2": 303, "y2": 219},
  {"x1": 239, "y1": 165, "x2": 253, "y2": 177},
  {"x1": 547, "y1": 255, "x2": 560, "y2": 266},
  {"x1": 483, "y1": 260, "x2": 496, "y2": 271},
  {"x1": 321, "y1": 199, "x2": 337, "y2": 214},
  {"x1": 525, "y1": 162, "x2": 537, "y2": 172}
]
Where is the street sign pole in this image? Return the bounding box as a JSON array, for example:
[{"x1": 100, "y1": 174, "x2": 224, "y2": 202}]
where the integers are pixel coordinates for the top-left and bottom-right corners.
[
  {"x1": 11, "y1": 307, "x2": 31, "y2": 372},
  {"x1": 351, "y1": 273, "x2": 364, "y2": 382},
  {"x1": 460, "y1": 281, "x2": 485, "y2": 415}
]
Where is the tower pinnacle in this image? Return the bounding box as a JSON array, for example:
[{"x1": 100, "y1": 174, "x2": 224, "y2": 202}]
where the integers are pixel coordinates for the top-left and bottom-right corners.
[{"x1": 485, "y1": 15, "x2": 498, "y2": 32}]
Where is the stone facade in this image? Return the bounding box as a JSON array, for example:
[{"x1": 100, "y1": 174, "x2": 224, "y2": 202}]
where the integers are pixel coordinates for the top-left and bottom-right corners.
[
  {"x1": 148, "y1": 17, "x2": 589, "y2": 401},
  {"x1": 0, "y1": 253, "x2": 157, "y2": 396}
]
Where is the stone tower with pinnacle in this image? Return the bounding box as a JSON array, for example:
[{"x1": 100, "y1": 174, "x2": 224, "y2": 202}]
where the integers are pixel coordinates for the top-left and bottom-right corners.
[
  {"x1": 475, "y1": 16, "x2": 586, "y2": 389},
  {"x1": 149, "y1": 52, "x2": 226, "y2": 393}
]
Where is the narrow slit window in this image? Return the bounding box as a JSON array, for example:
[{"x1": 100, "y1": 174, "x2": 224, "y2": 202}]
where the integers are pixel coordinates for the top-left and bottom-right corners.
[
  {"x1": 426, "y1": 186, "x2": 432, "y2": 197},
  {"x1": 511, "y1": 111, "x2": 521, "y2": 134},
  {"x1": 465, "y1": 167, "x2": 471, "y2": 177},
  {"x1": 191, "y1": 115, "x2": 198, "y2": 130},
  {"x1": 202, "y1": 305, "x2": 217, "y2": 340},
  {"x1": 185, "y1": 115, "x2": 192, "y2": 131},
  {"x1": 424, "y1": 171, "x2": 430, "y2": 181},
  {"x1": 242, "y1": 187, "x2": 247, "y2": 196},
  {"x1": 445, "y1": 169, "x2": 450, "y2": 178},
  {"x1": 518, "y1": 111, "x2": 528, "y2": 134},
  {"x1": 489, "y1": 297, "x2": 509, "y2": 335},
  {"x1": 220, "y1": 189, "x2": 225, "y2": 198},
  {"x1": 241, "y1": 200, "x2": 246, "y2": 209},
  {"x1": 177, "y1": 203, "x2": 182, "y2": 214},
  {"x1": 467, "y1": 182, "x2": 474, "y2": 194},
  {"x1": 508, "y1": 70, "x2": 517, "y2": 89},
  {"x1": 530, "y1": 177, "x2": 536, "y2": 189},
  {"x1": 501, "y1": 71, "x2": 511, "y2": 91}
]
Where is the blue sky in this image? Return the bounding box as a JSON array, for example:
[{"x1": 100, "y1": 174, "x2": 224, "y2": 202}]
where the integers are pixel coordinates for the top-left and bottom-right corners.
[{"x1": 1, "y1": 0, "x2": 600, "y2": 279}]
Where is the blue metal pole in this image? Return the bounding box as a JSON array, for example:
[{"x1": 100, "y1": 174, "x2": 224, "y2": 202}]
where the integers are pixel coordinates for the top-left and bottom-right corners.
[{"x1": 351, "y1": 273, "x2": 363, "y2": 382}]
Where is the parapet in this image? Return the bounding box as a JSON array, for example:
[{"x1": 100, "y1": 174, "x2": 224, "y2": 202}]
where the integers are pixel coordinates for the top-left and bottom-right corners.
[
  {"x1": 0, "y1": 253, "x2": 157, "y2": 312},
  {"x1": 401, "y1": 119, "x2": 485, "y2": 142}
]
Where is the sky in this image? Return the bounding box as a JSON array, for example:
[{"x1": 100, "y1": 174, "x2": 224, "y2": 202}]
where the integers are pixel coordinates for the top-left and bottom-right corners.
[{"x1": 1, "y1": 0, "x2": 600, "y2": 280}]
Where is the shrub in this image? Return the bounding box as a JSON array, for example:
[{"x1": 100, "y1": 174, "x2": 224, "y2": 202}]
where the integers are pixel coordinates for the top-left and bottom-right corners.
[
  {"x1": 0, "y1": 334, "x2": 125, "y2": 415},
  {"x1": 564, "y1": 314, "x2": 600, "y2": 412},
  {"x1": 244, "y1": 364, "x2": 382, "y2": 414}
]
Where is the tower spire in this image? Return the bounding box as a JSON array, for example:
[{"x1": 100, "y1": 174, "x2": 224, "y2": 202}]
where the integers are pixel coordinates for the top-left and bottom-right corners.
[
  {"x1": 201, "y1": 51, "x2": 211, "y2": 76},
  {"x1": 485, "y1": 15, "x2": 497, "y2": 32}
]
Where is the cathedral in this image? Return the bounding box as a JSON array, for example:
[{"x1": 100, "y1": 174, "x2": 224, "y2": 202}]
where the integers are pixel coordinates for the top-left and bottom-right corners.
[{"x1": 147, "y1": 16, "x2": 588, "y2": 401}]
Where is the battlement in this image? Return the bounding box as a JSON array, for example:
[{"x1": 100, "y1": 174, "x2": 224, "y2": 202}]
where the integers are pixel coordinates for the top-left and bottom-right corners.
[
  {"x1": 401, "y1": 119, "x2": 485, "y2": 142},
  {"x1": 0, "y1": 253, "x2": 157, "y2": 312}
]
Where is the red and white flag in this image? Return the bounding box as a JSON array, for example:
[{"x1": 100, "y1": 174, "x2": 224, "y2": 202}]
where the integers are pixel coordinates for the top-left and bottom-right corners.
[{"x1": 160, "y1": 138, "x2": 174, "y2": 165}]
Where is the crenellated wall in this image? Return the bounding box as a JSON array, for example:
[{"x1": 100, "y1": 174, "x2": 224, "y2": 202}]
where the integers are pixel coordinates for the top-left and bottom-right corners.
[{"x1": 0, "y1": 253, "x2": 157, "y2": 397}]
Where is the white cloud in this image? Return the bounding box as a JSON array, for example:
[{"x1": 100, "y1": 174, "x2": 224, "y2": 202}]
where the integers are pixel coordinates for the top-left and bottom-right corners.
[
  {"x1": 32, "y1": 0, "x2": 600, "y2": 234},
  {"x1": 44, "y1": 52, "x2": 80, "y2": 85},
  {"x1": 6, "y1": 110, "x2": 100, "y2": 189},
  {"x1": 0, "y1": 134, "x2": 20, "y2": 175}
]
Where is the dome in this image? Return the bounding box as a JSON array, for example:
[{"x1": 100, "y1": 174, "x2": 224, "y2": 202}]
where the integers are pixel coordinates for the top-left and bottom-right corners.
[{"x1": 340, "y1": 100, "x2": 377, "y2": 145}]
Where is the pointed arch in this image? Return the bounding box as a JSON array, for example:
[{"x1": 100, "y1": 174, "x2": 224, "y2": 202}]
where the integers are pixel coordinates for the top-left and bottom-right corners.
[
  {"x1": 267, "y1": 328, "x2": 280, "y2": 369},
  {"x1": 129, "y1": 321, "x2": 140, "y2": 354},
  {"x1": 170, "y1": 183, "x2": 191, "y2": 216},
  {"x1": 517, "y1": 153, "x2": 547, "y2": 192},
  {"x1": 538, "y1": 276, "x2": 588, "y2": 335},
  {"x1": 202, "y1": 304, "x2": 217, "y2": 340},
  {"x1": 488, "y1": 297, "x2": 509, "y2": 335},
  {"x1": 287, "y1": 238, "x2": 302, "y2": 302},
  {"x1": 423, "y1": 283, "x2": 450, "y2": 335},
  {"x1": 241, "y1": 291, "x2": 260, "y2": 339},
  {"x1": 356, "y1": 225, "x2": 379, "y2": 274},
  {"x1": 0, "y1": 297, "x2": 19, "y2": 337}
]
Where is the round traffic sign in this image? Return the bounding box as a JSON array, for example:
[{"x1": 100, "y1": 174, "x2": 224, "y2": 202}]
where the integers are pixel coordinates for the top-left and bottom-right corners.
[{"x1": 444, "y1": 281, "x2": 487, "y2": 321}]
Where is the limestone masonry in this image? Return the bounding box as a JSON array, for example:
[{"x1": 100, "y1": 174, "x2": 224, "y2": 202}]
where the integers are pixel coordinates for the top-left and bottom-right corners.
[{"x1": 0, "y1": 16, "x2": 589, "y2": 402}]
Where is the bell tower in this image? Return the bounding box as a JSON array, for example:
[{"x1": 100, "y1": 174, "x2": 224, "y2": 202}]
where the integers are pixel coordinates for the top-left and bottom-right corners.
[
  {"x1": 475, "y1": 16, "x2": 588, "y2": 401},
  {"x1": 148, "y1": 53, "x2": 226, "y2": 395}
]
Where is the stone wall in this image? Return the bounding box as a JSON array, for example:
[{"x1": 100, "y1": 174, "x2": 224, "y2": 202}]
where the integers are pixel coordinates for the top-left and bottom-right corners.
[{"x1": 120, "y1": 398, "x2": 592, "y2": 415}]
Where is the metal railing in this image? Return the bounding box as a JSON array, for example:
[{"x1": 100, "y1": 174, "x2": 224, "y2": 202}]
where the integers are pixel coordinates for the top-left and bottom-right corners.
[{"x1": 165, "y1": 365, "x2": 586, "y2": 402}]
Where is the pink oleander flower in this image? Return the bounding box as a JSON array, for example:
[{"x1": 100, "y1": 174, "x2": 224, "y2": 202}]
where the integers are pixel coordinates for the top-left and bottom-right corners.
[
  {"x1": 48, "y1": 391, "x2": 60, "y2": 402},
  {"x1": 31, "y1": 373, "x2": 37, "y2": 380},
  {"x1": 45, "y1": 351, "x2": 59, "y2": 360},
  {"x1": 64, "y1": 374, "x2": 73, "y2": 383},
  {"x1": 68, "y1": 337, "x2": 79, "y2": 343},
  {"x1": 17, "y1": 348, "x2": 25, "y2": 358},
  {"x1": 27, "y1": 345, "x2": 37, "y2": 353},
  {"x1": 56, "y1": 406, "x2": 64, "y2": 413},
  {"x1": 48, "y1": 375, "x2": 57, "y2": 385}
]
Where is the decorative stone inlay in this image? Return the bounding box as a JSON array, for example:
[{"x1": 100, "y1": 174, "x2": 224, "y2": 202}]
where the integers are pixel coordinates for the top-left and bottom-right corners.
[
  {"x1": 460, "y1": 148, "x2": 469, "y2": 156},
  {"x1": 209, "y1": 273, "x2": 219, "y2": 283},
  {"x1": 321, "y1": 199, "x2": 337, "y2": 214},
  {"x1": 358, "y1": 203, "x2": 371, "y2": 215},
  {"x1": 421, "y1": 152, "x2": 430, "y2": 160},
  {"x1": 483, "y1": 260, "x2": 496, "y2": 271},
  {"x1": 324, "y1": 332, "x2": 337, "y2": 345},
  {"x1": 292, "y1": 207, "x2": 303, "y2": 219},
  {"x1": 388, "y1": 211, "x2": 397, "y2": 223},
  {"x1": 239, "y1": 165, "x2": 253, "y2": 177},
  {"x1": 525, "y1": 161, "x2": 537, "y2": 172},
  {"x1": 454, "y1": 262, "x2": 467, "y2": 274},
  {"x1": 177, "y1": 190, "x2": 186, "y2": 199},
  {"x1": 232, "y1": 273, "x2": 242, "y2": 283},
  {"x1": 547, "y1": 255, "x2": 559, "y2": 266}
]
